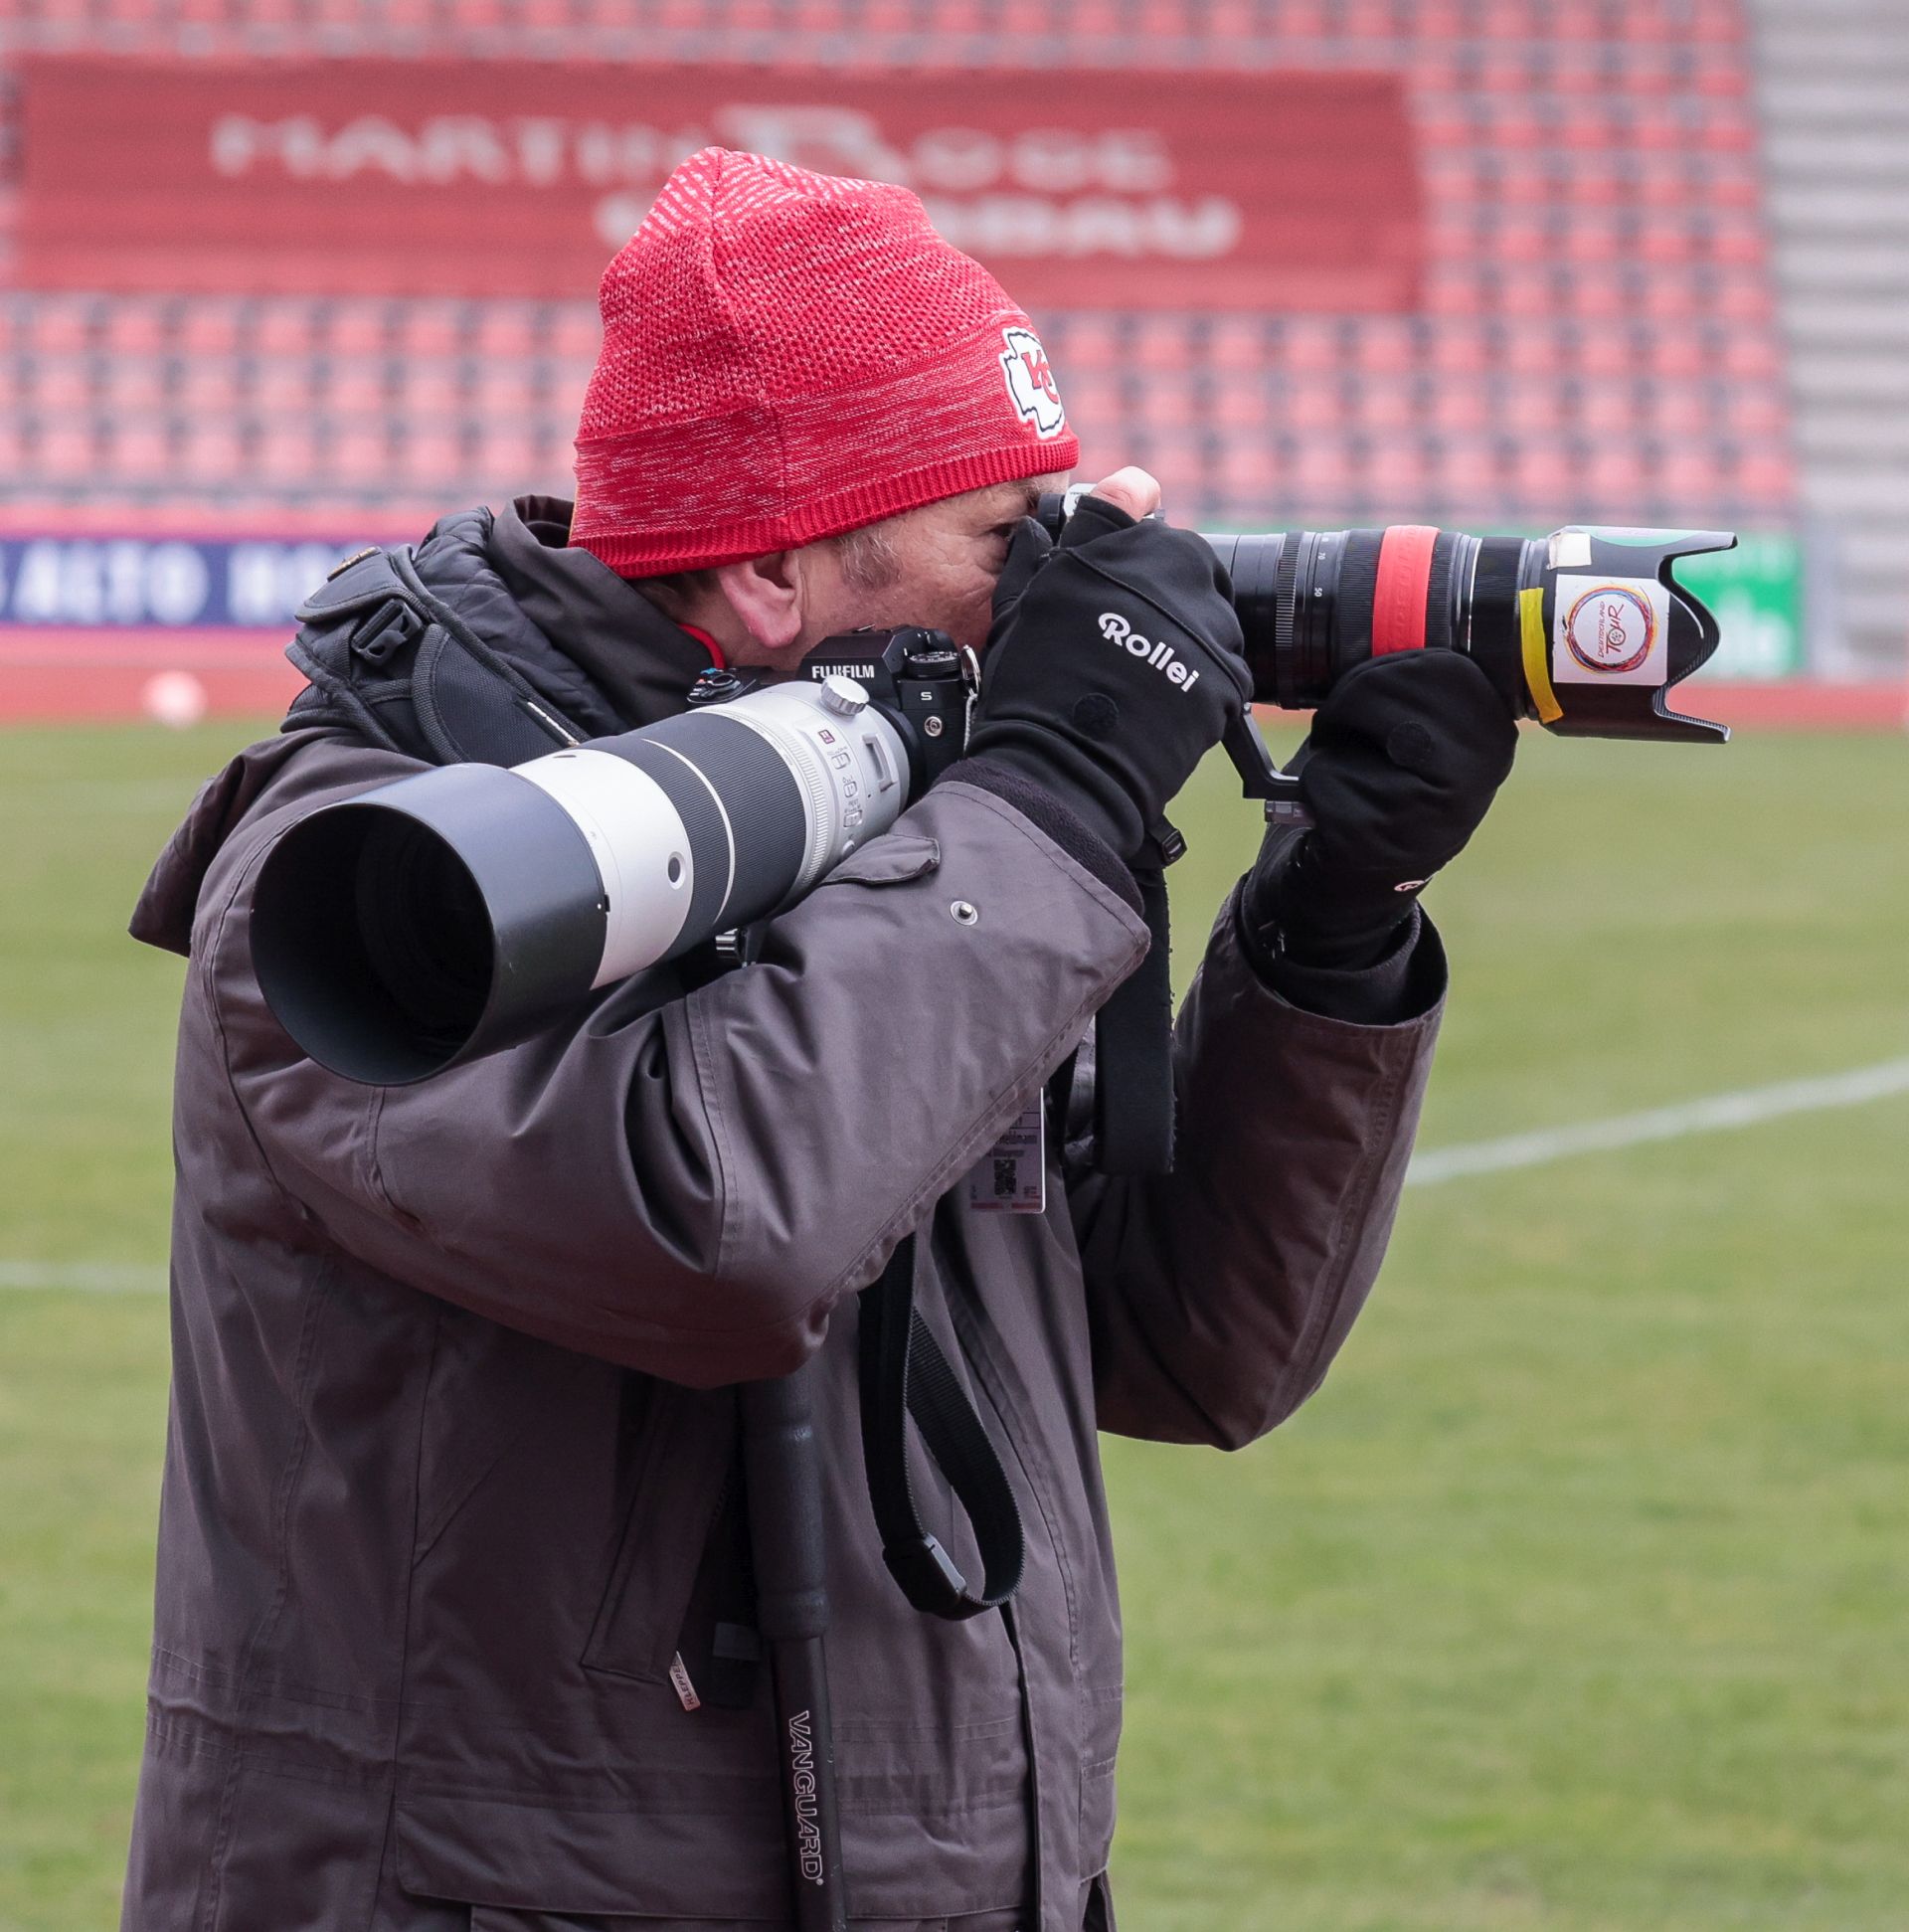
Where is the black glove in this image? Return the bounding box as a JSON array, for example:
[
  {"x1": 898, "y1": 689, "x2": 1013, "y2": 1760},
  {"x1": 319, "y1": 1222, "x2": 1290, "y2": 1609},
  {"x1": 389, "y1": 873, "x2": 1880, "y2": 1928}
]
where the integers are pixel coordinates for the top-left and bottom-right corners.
[
  {"x1": 1244, "y1": 649, "x2": 1517, "y2": 969},
  {"x1": 964, "y1": 496, "x2": 1251, "y2": 863}
]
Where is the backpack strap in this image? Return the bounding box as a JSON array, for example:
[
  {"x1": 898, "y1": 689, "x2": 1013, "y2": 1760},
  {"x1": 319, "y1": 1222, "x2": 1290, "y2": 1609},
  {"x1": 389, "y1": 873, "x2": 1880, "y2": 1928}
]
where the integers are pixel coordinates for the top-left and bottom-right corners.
[{"x1": 287, "y1": 538, "x2": 586, "y2": 769}]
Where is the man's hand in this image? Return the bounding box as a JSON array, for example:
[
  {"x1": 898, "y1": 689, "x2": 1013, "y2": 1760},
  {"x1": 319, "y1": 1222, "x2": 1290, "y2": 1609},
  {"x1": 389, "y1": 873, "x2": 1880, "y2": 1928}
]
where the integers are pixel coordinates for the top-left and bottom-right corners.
[
  {"x1": 965, "y1": 469, "x2": 1249, "y2": 864},
  {"x1": 1243, "y1": 649, "x2": 1518, "y2": 969}
]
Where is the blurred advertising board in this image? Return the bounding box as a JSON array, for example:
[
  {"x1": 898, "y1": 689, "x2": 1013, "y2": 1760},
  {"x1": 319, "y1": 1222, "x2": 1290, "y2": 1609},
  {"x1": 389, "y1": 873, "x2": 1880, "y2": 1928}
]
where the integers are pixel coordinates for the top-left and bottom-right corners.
[
  {"x1": 15, "y1": 57, "x2": 1421, "y2": 311},
  {"x1": 0, "y1": 531, "x2": 367, "y2": 631}
]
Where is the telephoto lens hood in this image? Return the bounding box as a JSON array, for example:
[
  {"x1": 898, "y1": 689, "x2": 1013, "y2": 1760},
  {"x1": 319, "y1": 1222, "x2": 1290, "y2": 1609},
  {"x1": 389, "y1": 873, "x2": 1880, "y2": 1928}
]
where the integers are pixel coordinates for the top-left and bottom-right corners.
[{"x1": 252, "y1": 674, "x2": 912, "y2": 1085}]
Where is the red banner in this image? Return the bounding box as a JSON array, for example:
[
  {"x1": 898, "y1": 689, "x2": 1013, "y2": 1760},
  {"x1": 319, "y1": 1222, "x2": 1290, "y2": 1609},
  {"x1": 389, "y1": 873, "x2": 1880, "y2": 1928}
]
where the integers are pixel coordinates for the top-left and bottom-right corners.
[{"x1": 16, "y1": 57, "x2": 1421, "y2": 310}]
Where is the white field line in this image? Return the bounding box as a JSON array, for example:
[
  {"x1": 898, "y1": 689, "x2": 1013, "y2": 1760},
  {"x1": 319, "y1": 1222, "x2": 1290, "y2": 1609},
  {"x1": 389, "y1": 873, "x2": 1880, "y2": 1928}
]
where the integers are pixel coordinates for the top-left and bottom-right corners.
[
  {"x1": 4, "y1": 1057, "x2": 1908, "y2": 1291},
  {"x1": 0, "y1": 1260, "x2": 164, "y2": 1294},
  {"x1": 1406, "y1": 1054, "x2": 1909, "y2": 1187}
]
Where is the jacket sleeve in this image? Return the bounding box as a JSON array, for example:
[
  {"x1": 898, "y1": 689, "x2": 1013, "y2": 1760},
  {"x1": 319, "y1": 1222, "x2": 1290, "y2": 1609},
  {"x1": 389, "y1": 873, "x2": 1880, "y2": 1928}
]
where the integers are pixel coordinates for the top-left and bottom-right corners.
[
  {"x1": 202, "y1": 775, "x2": 1148, "y2": 1387},
  {"x1": 1069, "y1": 884, "x2": 1446, "y2": 1450}
]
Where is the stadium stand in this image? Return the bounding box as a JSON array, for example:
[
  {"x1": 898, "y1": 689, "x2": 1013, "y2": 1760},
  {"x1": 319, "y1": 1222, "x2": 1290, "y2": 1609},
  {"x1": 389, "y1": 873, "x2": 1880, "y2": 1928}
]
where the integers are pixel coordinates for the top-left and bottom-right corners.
[
  {"x1": 1746, "y1": 0, "x2": 1909, "y2": 674},
  {"x1": 0, "y1": 1, "x2": 1801, "y2": 557}
]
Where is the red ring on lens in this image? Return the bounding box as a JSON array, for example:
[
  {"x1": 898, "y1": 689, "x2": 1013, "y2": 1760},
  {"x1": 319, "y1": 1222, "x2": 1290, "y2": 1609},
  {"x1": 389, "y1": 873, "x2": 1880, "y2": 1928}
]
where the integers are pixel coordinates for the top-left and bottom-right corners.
[{"x1": 1372, "y1": 524, "x2": 1440, "y2": 655}]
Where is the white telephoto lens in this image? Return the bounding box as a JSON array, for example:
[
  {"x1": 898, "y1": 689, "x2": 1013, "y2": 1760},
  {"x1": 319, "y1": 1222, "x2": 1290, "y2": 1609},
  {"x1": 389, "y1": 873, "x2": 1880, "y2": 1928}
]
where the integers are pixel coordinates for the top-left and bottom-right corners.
[
  {"x1": 512, "y1": 749, "x2": 695, "y2": 986},
  {"x1": 720, "y1": 679, "x2": 911, "y2": 901}
]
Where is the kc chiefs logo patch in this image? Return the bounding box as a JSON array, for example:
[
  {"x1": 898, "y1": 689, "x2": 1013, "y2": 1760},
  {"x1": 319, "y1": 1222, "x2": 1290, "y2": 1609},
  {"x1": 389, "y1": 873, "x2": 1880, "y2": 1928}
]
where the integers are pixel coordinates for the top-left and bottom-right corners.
[{"x1": 999, "y1": 326, "x2": 1067, "y2": 439}]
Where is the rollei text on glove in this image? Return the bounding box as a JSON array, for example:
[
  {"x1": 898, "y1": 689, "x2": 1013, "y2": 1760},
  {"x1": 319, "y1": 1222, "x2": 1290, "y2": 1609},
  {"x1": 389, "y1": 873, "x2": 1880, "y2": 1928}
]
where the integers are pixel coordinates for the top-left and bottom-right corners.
[{"x1": 1098, "y1": 612, "x2": 1203, "y2": 691}]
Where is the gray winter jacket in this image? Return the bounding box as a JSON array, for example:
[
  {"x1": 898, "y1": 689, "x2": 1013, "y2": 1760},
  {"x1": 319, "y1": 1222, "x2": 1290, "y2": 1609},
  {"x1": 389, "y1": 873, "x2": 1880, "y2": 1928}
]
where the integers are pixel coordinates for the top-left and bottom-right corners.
[{"x1": 121, "y1": 500, "x2": 1445, "y2": 1931}]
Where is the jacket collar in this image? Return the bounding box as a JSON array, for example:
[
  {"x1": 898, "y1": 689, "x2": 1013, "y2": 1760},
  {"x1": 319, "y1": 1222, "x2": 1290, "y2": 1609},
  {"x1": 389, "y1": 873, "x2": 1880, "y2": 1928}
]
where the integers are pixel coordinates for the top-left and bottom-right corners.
[{"x1": 488, "y1": 495, "x2": 718, "y2": 732}]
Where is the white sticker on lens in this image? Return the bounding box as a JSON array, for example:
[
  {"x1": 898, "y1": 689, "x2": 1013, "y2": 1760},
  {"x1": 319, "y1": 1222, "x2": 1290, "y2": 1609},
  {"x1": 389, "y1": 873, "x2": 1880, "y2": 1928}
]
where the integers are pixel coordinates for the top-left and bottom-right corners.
[{"x1": 1551, "y1": 574, "x2": 1670, "y2": 688}]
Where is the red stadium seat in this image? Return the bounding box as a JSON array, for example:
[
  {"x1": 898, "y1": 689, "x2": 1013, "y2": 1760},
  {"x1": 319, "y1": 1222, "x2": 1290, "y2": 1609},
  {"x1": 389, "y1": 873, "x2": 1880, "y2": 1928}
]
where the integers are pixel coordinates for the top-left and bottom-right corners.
[
  {"x1": 255, "y1": 361, "x2": 319, "y2": 412},
  {"x1": 551, "y1": 306, "x2": 603, "y2": 361},
  {"x1": 1363, "y1": 442, "x2": 1430, "y2": 504},
  {"x1": 111, "y1": 417, "x2": 176, "y2": 486},
  {"x1": 179, "y1": 421, "x2": 246, "y2": 489},
  {"x1": 1657, "y1": 449, "x2": 1726, "y2": 501},
  {"x1": 1057, "y1": 370, "x2": 1119, "y2": 438},
  {"x1": 28, "y1": 300, "x2": 95, "y2": 356},
  {"x1": 330, "y1": 422, "x2": 397, "y2": 488},
  {"x1": 1581, "y1": 446, "x2": 1647, "y2": 508},
  {"x1": 1426, "y1": 380, "x2": 1487, "y2": 435},
  {"x1": 326, "y1": 303, "x2": 392, "y2": 358},
  {"x1": 1577, "y1": 327, "x2": 1640, "y2": 379},
  {"x1": 1136, "y1": 373, "x2": 1196, "y2": 432},
  {"x1": 1215, "y1": 437, "x2": 1281, "y2": 505},
  {"x1": 324, "y1": 359, "x2": 389, "y2": 417},
  {"x1": 1287, "y1": 442, "x2": 1352, "y2": 500},
  {"x1": 1649, "y1": 328, "x2": 1711, "y2": 380},
  {"x1": 1423, "y1": 266, "x2": 1487, "y2": 318},
  {"x1": 1509, "y1": 443, "x2": 1574, "y2": 503},
  {"x1": 1350, "y1": 376, "x2": 1415, "y2": 433},
  {"x1": 1284, "y1": 382, "x2": 1345, "y2": 435},
  {"x1": 473, "y1": 305, "x2": 540, "y2": 361},
  {"x1": 1426, "y1": 323, "x2": 1490, "y2": 377},
  {"x1": 1576, "y1": 382, "x2": 1639, "y2": 437},
  {"x1": 180, "y1": 303, "x2": 243, "y2": 357},
  {"x1": 398, "y1": 304, "x2": 464, "y2": 359},
  {"x1": 1206, "y1": 317, "x2": 1270, "y2": 376},
  {"x1": 1566, "y1": 276, "x2": 1632, "y2": 324},
  {"x1": 1348, "y1": 321, "x2": 1415, "y2": 376},
  {"x1": 30, "y1": 355, "x2": 93, "y2": 413},
  {"x1": 103, "y1": 303, "x2": 169, "y2": 357},
  {"x1": 1736, "y1": 451, "x2": 1797, "y2": 504},
  {"x1": 476, "y1": 422, "x2": 544, "y2": 485},
  {"x1": 1429, "y1": 437, "x2": 1500, "y2": 505},
  {"x1": 1501, "y1": 325, "x2": 1563, "y2": 377},
  {"x1": 1134, "y1": 316, "x2": 1196, "y2": 374},
  {"x1": 103, "y1": 359, "x2": 167, "y2": 411},
  {"x1": 1721, "y1": 333, "x2": 1781, "y2": 381},
  {"x1": 178, "y1": 357, "x2": 242, "y2": 414},
  {"x1": 256, "y1": 419, "x2": 323, "y2": 490},
  {"x1": 397, "y1": 428, "x2": 467, "y2": 492},
  {"x1": 401, "y1": 362, "x2": 464, "y2": 416},
  {"x1": 37, "y1": 419, "x2": 101, "y2": 483},
  {"x1": 1276, "y1": 320, "x2": 1343, "y2": 378},
  {"x1": 1723, "y1": 386, "x2": 1789, "y2": 439}
]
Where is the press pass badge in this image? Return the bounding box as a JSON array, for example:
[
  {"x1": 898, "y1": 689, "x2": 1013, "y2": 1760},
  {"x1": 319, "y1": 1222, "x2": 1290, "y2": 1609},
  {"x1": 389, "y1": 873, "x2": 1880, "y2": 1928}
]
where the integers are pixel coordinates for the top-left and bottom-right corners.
[{"x1": 968, "y1": 1098, "x2": 1047, "y2": 1215}]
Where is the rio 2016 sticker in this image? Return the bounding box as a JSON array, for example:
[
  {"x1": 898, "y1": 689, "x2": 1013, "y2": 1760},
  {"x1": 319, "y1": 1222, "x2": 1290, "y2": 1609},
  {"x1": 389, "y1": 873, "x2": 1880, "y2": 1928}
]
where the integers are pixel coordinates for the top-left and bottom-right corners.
[{"x1": 1551, "y1": 574, "x2": 1671, "y2": 688}]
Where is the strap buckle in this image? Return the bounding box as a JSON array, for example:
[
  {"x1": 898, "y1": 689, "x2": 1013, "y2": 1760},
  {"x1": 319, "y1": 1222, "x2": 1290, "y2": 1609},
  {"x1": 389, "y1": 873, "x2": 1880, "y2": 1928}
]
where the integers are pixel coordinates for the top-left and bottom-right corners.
[
  {"x1": 350, "y1": 597, "x2": 427, "y2": 667},
  {"x1": 883, "y1": 1533, "x2": 971, "y2": 1615}
]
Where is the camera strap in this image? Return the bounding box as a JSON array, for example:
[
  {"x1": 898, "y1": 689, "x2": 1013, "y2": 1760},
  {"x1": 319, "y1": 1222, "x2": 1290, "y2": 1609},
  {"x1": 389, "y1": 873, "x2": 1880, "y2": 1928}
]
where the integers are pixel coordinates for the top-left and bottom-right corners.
[
  {"x1": 1092, "y1": 832, "x2": 1181, "y2": 1177},
  {"x1": 858, "y1": 1233, "x2": 1025, "y2": 1621}
]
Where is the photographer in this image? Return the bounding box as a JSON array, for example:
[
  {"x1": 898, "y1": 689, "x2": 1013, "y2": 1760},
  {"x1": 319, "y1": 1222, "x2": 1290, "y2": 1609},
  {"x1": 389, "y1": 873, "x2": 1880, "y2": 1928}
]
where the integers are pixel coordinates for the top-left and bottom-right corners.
[{"x1": 123, "y1": 149, "x2": 1513, "y2": 1931}]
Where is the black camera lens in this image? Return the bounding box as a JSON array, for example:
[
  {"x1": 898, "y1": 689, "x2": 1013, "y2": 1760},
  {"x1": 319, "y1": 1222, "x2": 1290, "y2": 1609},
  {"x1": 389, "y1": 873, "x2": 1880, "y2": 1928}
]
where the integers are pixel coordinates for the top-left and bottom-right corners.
[{"x1": 1216, "y1": 522, "x2": 1729, "y2": 741}]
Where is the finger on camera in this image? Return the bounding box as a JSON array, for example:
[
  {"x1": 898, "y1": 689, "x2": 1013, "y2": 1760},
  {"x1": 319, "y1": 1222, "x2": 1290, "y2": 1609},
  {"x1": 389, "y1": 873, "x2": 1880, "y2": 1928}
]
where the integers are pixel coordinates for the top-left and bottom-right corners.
[
  {"x1": 1087, "y1": 466, "x2": 1162, "y2": 521},
  {"x1": 991, "y1": 517, "x2": 1053, "y2": 615}
]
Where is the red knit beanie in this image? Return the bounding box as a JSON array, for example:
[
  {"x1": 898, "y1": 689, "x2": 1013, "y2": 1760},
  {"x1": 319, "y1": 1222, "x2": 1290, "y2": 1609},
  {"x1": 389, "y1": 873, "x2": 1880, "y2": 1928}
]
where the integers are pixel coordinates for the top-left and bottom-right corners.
[{"x1": 570, "y1": 147, "x2": 1080, "y2": 577}]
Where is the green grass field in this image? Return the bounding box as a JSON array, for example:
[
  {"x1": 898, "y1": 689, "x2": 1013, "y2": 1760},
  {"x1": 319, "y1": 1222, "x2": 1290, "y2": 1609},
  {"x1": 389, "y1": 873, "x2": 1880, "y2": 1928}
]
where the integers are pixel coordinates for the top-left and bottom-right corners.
[{"x1": 3, "y1": 717, "x2": 1907, "y2": 1930}]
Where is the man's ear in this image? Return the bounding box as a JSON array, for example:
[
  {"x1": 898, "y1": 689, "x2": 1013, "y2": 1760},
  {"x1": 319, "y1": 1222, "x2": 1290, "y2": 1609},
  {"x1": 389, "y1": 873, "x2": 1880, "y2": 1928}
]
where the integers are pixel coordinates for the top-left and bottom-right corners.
[{"x1": 714, "y1": 550, "x2": 804, "y2": 653}]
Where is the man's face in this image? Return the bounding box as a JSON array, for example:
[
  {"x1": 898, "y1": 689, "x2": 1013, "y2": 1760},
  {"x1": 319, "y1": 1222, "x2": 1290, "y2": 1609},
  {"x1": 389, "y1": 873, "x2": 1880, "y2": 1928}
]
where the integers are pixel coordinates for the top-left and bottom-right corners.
[{"x1": 795, "y1": 472, "x2": 1074, "y2": 659}]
